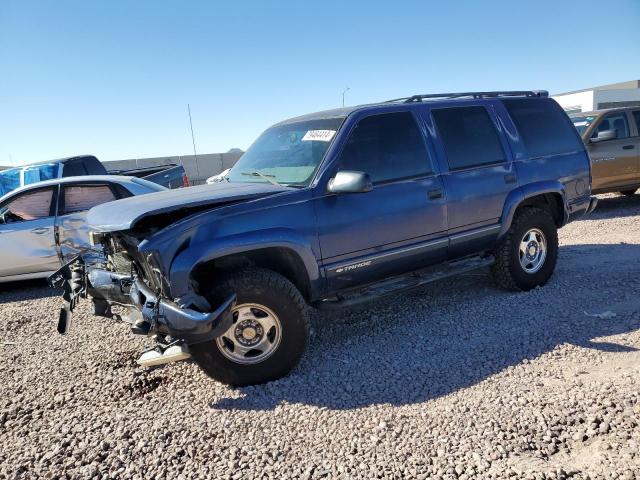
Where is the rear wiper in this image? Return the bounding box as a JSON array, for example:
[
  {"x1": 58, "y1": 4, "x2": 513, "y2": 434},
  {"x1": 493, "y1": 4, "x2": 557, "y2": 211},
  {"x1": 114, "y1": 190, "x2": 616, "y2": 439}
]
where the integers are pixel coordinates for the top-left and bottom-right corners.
[{"x1": 240, "y1": 171, "x2": 281, "y2": 186}]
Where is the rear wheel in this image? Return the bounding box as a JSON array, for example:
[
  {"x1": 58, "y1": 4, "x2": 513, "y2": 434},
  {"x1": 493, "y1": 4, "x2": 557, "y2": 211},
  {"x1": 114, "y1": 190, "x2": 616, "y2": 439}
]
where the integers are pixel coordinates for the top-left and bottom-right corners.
[
  {"x1": 190, "y1": 268, "x2": 309, "y2": 386},
  {"x1": 491, "y1": 207, "x2": 558, "y2": 291},
  {"x1": 620, "y1": 189, "x2": 637, "y2": 196}
]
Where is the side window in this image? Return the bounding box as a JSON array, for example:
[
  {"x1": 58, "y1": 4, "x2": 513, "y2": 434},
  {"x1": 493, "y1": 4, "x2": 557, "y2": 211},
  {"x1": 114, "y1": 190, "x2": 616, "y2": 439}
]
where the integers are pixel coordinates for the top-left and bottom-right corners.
[
  {"x1": 62, "y1": 161, "x2": 87, "y2": 177},
  {"x1": 503, "y1": 98, "x2": 583, "y2": 157},
  {"x1": 592, "y1": 113, "x2": 630, "y2": 140},
  {"x1": 83, "y1": 157, "x2": 106, "y2": 175},
  {"x1": 432, "y1": 106, "x2": 505, "y2": 170},
  {"x1": 633, "y1": 111, "x2": 640, "y2": 135},
  {"x1": 339, "y1": 112, "x2": 431, "y2": 183},
  {"x1": 62, "y1": 184, "x2": 116, "y2": 214},
  {"x1": 0, "y1": 189, "x2": 53, "y2": 224}
]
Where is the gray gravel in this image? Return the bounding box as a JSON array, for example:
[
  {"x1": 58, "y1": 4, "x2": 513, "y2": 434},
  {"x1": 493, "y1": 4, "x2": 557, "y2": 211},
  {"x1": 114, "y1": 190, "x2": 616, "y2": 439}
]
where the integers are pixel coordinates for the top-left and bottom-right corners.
[{"x1": 1, "y1": 193, "x2": 639, "y2": 480}]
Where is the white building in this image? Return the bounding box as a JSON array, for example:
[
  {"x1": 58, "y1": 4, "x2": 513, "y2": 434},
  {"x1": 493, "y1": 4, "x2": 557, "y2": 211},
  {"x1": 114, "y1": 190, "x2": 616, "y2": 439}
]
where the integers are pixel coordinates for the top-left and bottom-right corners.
[{"x1": 552, "y1": 80, "x2": 640, "y2": 114}]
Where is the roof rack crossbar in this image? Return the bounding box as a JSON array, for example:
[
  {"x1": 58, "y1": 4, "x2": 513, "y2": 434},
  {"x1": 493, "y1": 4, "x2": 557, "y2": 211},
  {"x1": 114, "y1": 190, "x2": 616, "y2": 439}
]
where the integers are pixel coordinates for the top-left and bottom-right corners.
[{"x1": 385, "y1": 90, "x2": 548, "y2": 103}]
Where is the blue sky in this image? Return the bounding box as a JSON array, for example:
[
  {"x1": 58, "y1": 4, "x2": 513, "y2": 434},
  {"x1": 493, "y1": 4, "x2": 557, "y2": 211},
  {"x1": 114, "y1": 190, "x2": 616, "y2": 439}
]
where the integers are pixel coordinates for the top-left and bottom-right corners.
[{"x1": 1, "y1": 0, "x2": 639, "y2": 165}]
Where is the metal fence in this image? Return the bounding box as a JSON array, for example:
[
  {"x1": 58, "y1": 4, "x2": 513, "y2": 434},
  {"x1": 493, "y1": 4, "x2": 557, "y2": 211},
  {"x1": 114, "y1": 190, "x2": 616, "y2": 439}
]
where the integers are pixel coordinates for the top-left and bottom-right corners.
[{"x1": 103, "y1": 151, "x2": 243, "y2": 185}]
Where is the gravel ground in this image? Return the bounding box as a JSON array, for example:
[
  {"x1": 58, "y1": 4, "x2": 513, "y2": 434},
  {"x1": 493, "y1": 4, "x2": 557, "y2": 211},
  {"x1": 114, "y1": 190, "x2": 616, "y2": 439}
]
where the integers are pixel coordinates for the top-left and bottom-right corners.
[{"x1": 1, "y1": 193, "x2": 639, "y2": 480}]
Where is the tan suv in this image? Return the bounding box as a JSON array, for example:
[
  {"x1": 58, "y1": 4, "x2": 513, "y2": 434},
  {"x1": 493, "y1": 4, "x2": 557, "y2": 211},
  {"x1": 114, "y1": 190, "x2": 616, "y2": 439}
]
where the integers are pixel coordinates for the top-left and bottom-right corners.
[{"x1": 570, "y1": 107, "x2": 640, "y2": 195}]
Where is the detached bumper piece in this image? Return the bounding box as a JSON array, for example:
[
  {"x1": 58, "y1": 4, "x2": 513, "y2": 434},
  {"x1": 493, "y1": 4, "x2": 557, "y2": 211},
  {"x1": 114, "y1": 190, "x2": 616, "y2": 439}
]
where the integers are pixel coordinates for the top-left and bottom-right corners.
[
  {"x1": 129, "y1": 280, "x2": 236, "y2": 344},
  {"x1": 137, "y1": 343, "x2": 191, "y2": 367},
  {"x1": 586, "y1": 196, "x2": 598, "y2": 215},
  {"x1": 48, "y1": 255, "x2": 87, "y2": 335}
]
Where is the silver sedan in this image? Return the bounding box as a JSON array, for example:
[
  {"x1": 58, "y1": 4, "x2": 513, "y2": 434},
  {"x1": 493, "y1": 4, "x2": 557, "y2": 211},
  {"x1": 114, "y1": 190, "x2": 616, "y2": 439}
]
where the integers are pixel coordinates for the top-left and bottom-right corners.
[{"x1": 0, "y1": 175, "x2": 165, "y2": 283}]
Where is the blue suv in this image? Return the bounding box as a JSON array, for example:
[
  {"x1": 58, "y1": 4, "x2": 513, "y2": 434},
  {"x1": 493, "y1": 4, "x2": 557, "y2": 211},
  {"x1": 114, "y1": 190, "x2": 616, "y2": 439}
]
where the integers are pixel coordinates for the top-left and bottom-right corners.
[{"x1": 52, "y1": 90, "x2": 597, "y2": 386}]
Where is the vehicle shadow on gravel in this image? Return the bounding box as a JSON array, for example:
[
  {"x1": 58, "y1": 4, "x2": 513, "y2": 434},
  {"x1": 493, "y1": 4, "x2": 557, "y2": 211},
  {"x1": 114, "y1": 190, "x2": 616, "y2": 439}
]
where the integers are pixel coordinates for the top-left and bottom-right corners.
[
  {"x1": 210, "y1": 242, "x2": 640, "y2": 411},
  {"x1": 0, "y1": 280, "x2": 58, "y2": 305},
  {"x1": 578, "y1": 193, "x2": 640, "y2": 220}
]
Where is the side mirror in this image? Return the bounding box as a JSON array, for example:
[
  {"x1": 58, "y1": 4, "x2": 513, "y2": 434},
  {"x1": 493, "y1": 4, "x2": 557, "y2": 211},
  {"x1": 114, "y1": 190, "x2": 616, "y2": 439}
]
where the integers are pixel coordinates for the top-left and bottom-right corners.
[
  {"x1": 591, "y1": 129, "x2": 617, "y2": 143},
  {"x1": 327, "y1": 171, "x2": 373, "y2": 194}
]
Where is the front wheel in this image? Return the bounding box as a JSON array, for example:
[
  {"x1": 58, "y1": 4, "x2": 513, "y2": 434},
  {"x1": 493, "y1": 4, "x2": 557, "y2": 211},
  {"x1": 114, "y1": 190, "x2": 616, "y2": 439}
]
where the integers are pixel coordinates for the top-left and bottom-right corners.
[
  {"x1": 190, "y1": 268, "x2": 309, "y2": 386},
  {"x1": 491, "y1": 207, "x2": 558, "y2": 291}
]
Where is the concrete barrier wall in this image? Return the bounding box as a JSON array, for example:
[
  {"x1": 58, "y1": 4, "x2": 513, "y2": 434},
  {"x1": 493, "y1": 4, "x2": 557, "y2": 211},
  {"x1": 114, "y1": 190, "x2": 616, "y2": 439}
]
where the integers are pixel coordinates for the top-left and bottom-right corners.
[{"x1": 103, "y1": 151, "x2": 243, "y2": 185}]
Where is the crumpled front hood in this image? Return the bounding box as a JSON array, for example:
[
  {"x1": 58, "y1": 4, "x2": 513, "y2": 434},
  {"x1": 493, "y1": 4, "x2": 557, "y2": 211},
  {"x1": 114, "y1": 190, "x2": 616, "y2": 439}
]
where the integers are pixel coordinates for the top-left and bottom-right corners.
[{"x1": 87, "y1": 182, "x2": 289, "y2": 232}]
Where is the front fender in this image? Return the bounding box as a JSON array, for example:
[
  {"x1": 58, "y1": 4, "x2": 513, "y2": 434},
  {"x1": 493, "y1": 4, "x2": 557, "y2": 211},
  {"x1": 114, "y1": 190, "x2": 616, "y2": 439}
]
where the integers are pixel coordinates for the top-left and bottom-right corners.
[
  {"x1": 168, "y1": 228, "x2": 321, "y2": 301},
  {"x1": 498, "y1": 181, "x2": 567, "y2": 239}
]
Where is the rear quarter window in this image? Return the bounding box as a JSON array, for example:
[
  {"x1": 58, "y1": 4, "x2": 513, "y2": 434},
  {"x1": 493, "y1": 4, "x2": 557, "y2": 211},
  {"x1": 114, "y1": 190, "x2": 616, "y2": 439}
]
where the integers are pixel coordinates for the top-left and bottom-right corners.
[{"x1": 503, "y1": 98, "x2": 583, "y2": 158}]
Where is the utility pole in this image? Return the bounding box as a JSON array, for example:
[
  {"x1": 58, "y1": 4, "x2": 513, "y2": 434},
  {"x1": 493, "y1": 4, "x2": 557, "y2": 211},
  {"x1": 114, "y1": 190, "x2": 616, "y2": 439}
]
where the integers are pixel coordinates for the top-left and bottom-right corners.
[
  {"x1": 187, "y1": 104, "x2": 201, "y2": 182},
  {"x1": 342, "y1": 87, "x2": 351, "y2": 107}
]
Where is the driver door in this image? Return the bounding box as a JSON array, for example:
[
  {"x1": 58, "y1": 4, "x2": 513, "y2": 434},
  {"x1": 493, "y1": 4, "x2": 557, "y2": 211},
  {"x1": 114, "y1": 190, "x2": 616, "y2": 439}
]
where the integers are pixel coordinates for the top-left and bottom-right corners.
[
  {"x1": 315, "y1": 111, "x2": 448, "y2": 293},
  {"x1": 0, "y1": 187, "x2": 60, "y2": 278},
  {"x1": 588, "y1": 111, "x2": 638, "y2": 191}
]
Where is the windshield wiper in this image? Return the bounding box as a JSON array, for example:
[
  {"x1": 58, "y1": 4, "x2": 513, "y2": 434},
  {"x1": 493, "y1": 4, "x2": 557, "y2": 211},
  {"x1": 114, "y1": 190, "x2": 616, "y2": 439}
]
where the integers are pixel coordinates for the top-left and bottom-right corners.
[{"x1": 240, "y1": 171, "x2": 281, "y2": 186}]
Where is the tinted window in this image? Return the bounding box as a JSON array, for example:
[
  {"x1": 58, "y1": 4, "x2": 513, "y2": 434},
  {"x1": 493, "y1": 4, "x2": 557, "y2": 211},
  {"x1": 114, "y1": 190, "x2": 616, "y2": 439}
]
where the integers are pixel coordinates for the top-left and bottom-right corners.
[
  {"x1": 62, "y1": 160, "x2": 87, "y2": 177},
  {"x1": 339, "y1": 112, "x2": 431, "y2": 183},
  {"x1": 634, "y1": 111, "x2": 640, "y2": 136},
  {"x1": 83, "y1": 156, "x2": 107, "y2": 175},
  {"x1": 432, "y1": 106, "x2": 505, "y2": 170},
  {"x1": 63, "y1": 185, "x2": 116, "y2": 214},
  {"x1": 591, "y1": 112, "x2": 630, "y2": 140},
  {"x1": 503, "y1": 98, "x2": 583, "y2": 158},
  {"x1": 0, "y1": 189, "x2": 53, "y2": 224}
]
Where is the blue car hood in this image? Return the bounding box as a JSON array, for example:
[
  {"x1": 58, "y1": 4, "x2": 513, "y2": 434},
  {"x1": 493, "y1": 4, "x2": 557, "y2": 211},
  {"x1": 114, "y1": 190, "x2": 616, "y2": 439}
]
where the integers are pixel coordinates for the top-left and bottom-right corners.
[{"x1": 87, "y1": 182, "x2": 288, "y2": 232}]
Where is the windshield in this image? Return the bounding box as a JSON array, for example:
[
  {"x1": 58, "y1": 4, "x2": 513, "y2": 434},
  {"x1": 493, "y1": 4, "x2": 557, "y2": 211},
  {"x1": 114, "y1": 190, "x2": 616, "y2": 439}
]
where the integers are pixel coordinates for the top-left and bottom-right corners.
[
  {"x1": 570, "y1": 115, "x2": 596, "y2": 135},
  {"x1": 226, "y1": 118, "x2": 344, "y2": 186}
]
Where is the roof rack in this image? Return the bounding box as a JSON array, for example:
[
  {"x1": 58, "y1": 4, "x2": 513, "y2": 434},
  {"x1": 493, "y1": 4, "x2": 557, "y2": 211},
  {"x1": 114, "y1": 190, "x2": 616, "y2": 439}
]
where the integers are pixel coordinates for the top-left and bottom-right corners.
[{"x1": 385, "y1": 90, "x2": 549, "y2": 103}]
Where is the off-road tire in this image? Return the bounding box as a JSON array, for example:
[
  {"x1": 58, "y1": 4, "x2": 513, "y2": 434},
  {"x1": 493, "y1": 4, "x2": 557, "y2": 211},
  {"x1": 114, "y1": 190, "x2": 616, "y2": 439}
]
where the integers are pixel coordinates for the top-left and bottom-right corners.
[
  {"x1": 190, "y1": 268, "x2": 309, "y2": 386},
  {"x1": 620, "y1": 189, "x2": 637, "y2": 196},
  {"x1": 491, "y1": 207, "x2": 558, "y2": 291}
]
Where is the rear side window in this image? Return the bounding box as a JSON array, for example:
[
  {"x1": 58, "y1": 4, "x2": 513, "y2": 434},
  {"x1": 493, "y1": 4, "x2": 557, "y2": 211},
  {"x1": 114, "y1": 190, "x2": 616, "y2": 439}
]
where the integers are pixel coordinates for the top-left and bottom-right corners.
[
  {"x1": 63, "y1": 184, "x2": 116, "y2": 214},
  {"x1": 0, "y1": 189, "x2": 53, "y2": 223},
  {"x1": 62, "y1": 161, "x2": 87, "y2": 177},
  {"x1": 339, "y1": 112, "x2": 431, "y2": 183},
  {"x1": 503, "y1": 98, "x2": 583, "y2": 158},
  {"x1": 83, "y1": 156, "x2": 107, "y2": 175},
  {"x1": 432, "y1": 106, "x2": 505, "y2": 170}
]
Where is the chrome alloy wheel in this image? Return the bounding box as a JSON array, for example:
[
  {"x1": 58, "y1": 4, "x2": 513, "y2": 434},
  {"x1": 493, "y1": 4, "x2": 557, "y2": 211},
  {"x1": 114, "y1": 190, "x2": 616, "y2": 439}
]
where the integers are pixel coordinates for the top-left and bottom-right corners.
[
  {"x1": 215, "y1": 303, "x2": 282, "y2": 365},
  {"x1": 519, "y1": 228, "x2": 547, "y2": 274}
]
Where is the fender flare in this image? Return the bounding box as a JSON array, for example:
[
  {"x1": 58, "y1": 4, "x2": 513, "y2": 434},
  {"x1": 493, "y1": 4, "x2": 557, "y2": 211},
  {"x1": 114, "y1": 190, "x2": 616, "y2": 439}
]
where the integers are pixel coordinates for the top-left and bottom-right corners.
[
  {"x1": 498, "y1": 181, "x2": 567, "y2": 239},
  {"x1": 168, "y1": 228, "x2": 322, "y2": 300}
]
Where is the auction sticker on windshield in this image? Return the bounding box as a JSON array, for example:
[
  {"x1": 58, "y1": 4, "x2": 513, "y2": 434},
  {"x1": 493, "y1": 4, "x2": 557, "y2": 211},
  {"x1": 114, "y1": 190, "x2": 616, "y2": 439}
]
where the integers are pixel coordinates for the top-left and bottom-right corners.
[{"x1": 302, "y1": 130, "x2": 336, "y2": 142}]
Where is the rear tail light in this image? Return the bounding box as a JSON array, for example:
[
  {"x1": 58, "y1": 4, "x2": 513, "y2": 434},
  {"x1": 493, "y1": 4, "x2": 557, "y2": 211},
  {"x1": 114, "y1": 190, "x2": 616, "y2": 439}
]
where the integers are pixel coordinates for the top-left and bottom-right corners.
[{"x1": 182, "y1": 174, "x2": 190, "y2": 187}]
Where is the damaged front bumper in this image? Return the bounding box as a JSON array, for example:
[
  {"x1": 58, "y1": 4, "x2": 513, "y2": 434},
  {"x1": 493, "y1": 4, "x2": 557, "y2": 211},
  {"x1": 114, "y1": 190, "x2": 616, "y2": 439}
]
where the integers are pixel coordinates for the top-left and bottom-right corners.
[
  {"x1": 128, "y1": 280, "x2": 235, "y2": 343},
  {"x1": 49, "y1": 256, "x2": 235, "y2": 344}
]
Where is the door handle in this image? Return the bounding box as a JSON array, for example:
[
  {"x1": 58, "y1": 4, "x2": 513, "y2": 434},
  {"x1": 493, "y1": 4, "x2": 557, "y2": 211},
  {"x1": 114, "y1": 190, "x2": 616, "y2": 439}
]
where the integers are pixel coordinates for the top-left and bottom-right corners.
[
  {"x1": 428, "y1": 189, "x2": 443, "y2": 200},
  {"x1": 31, "y1": 227, "x2": 50, "y2": 235},
  {"x1": 622, "y1": 145, "x2": 635, "y2": 150},
  {"x1": 504, "y1": 174, "x2": 517, "y2": 184}
]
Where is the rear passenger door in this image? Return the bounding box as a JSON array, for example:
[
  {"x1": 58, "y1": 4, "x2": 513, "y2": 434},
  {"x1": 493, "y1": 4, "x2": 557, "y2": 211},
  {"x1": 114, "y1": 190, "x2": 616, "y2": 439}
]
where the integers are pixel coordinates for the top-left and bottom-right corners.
[
  {"x1": 55, "y1": 182, "x2": 119, "y2": 262},
  {"x1": 426, "y1": 103, "x2": 514, "y2": 258}
]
